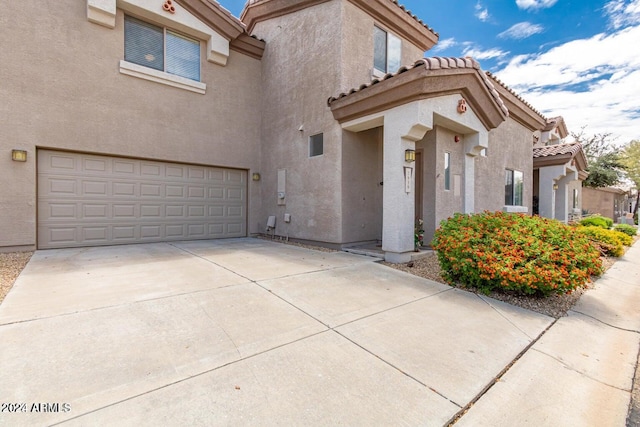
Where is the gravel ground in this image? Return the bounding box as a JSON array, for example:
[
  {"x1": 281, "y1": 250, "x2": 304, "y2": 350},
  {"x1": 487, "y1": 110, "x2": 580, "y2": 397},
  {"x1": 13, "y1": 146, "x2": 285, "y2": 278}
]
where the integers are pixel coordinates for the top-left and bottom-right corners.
[{"x1": 0, "y1": 252, "x2": 33, "y2": 305}]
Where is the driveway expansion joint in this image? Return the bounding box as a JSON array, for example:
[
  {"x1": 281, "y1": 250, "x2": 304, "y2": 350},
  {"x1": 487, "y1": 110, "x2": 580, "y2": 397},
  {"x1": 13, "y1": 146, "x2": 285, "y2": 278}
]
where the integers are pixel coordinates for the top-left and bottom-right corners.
[
  {"x1": 530, "y1": 348, "x2": 632, "y2": 393},
  {"x1": 569, "y1": 309, "x2": 640, "y2": 335},
  {"x1": 448, "y1": 317, "x2": 559, "y2": 425}
]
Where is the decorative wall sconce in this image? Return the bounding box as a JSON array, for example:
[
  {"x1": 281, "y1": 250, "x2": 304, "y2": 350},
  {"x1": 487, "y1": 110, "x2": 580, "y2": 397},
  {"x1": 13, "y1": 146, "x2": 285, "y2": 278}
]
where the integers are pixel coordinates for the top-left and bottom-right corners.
[
  {"x1": 252, "y1": 172, "x2": 261, "y2": 181},
  {"x1": 404, "y1": 149, "x2": 416, "y2": 163},
  {"x1": 11, "y1": 149, "x2": 27, "y2": 162},
  {"x1": 553, "y1": 183, "x2": 559, "y2": 190},
  {"x1": 454, "y1": 135, "x2": 460, "y2": 143}
]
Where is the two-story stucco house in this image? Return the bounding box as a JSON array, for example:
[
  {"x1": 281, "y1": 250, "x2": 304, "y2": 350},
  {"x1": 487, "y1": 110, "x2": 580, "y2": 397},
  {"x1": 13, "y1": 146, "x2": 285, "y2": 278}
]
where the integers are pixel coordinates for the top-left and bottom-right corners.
[{"x1": 1, "y1": 0, "x2": 571, "y2": 262}]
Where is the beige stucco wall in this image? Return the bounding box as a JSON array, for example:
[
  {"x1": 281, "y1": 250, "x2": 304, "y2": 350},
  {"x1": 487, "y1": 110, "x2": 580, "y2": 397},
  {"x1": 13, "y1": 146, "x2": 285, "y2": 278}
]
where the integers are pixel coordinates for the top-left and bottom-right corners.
[
  {"x1": 339, "y1": 0, "x2": 426, "y2": 92},
  {"x1": 251, "y1": 0, "x2": 429, "y2": 245},
  {"x1": 341, "y1": 128, "x2": 383, "y2": 243},
  {"x1": 416, "y1": 126, "x2": 465, "y2": 244},
  {"x1": 0, "y1": 1, "x2": 263, "y2": 250},
  {"x1": 476, "y1": 118, "x2": 533, "y2": 213},
  {"x1": 250, "y1": 1, "x2": 345, "y2": 243},
  {"x1": 582, "y1": 187, "x2": 626, "y2": 221}
]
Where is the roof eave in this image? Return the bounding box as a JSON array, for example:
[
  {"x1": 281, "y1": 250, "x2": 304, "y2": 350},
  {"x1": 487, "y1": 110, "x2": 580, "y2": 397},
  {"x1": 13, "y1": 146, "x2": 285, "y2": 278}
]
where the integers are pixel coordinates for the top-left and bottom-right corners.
[
  {"x1": 346, "y1": 0, "x2": 438, "y2": 51},
  {"x1": 329, "y1": 63, "x2": 507, "y2": 130},
  {"x1": 230, "y1": 34, "x2": 266, "y2": 59},
  {"x1": 241, "y1": 0, "x2": 333, "y2": 33},
  {"x1": 176, "y1": 0, "x2": 246, "y2": 41},
  {"x1": 488, "y1": 75, "x2": 547, "y2": 131}
]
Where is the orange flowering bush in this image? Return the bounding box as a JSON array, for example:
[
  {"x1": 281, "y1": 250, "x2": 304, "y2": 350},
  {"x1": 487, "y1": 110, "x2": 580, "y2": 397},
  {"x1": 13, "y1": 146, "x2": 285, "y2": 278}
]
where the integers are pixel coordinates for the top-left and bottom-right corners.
[{"x1": 431, "y1": 211, "x2": 603, "y2": 296}]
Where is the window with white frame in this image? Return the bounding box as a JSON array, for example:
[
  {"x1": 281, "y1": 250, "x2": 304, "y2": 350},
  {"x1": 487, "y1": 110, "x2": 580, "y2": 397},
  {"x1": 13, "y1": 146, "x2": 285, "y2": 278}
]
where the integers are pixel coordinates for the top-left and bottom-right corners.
[
  {"x1": 373, "y1": 26, "x2": 401, "y2": 74},
  {"x1": 505, "y1": 169, "x2": 524, "y2": 206},
  {"x1": 573, "y1": 188, "x2": 579, "y2": 209},
  {"x1": 124, "y1": 15, "x2": 200, "y2": 82}
]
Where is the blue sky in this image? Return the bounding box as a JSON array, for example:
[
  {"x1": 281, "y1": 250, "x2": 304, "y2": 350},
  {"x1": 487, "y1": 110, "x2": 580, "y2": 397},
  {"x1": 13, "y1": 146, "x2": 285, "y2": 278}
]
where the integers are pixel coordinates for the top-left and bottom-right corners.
[{"x1": 217, "y1": 0, "x2": 640, "y2": 144}]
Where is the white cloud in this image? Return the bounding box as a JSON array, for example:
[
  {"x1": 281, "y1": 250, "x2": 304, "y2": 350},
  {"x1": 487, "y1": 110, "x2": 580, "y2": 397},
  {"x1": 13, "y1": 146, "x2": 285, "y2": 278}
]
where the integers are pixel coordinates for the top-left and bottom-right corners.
[
  {"x1": 433, "y1": 37, "x2": 457, "y2": 51},
  {"x1": 498, "y1": 22, "x2": 544, "y2": 39},
  {"x1": 516, "y1": 0, "x2": 558, "y2": 10},
  {"x1": 493, "y1": 25, "x2": 640, "y2": 143},
  {"x1": 604, "y1": 0, "x2": 640, "y2": 29},
  {"x1": 463, "y1": 47, "x2": 509, "y2": 60},
  {"x1": 475, "y1": 1, "x2": 490, "y2": 22}
]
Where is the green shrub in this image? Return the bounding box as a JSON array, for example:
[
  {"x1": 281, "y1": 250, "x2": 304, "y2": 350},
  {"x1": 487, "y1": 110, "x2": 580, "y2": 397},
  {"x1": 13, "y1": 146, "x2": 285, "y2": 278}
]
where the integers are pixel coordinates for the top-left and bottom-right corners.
[
  {"x1": 576, "y1": 226, "x2": 626, "y2": 257},
  {"x1": 613, "y1": 223, "x2": 638, "y2": 237},
  {"x1": 580, "y1": 215, "x2": 613, "y2": 229},
  {"x1": 431, "y1": 212, "x2": 602, "y2": 297}
]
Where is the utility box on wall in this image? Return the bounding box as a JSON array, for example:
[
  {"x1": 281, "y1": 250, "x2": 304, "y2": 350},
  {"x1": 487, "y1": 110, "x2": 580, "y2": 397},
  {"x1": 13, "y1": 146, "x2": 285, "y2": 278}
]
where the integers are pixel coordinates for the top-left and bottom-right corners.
[{"x1": 277, "y1": 169, "x2": 286, "y2": 205}]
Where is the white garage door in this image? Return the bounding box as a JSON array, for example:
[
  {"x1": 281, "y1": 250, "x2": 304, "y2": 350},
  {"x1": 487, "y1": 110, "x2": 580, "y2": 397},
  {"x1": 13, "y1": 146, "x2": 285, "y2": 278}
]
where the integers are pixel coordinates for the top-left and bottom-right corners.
[{"x1": 38, "y1": 150, "x2": 247, "y2": 249}]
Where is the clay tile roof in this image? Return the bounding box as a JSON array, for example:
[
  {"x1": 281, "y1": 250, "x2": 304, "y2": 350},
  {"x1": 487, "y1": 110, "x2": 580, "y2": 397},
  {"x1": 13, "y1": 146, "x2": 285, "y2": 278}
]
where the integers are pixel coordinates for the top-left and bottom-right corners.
[
  {"x1": 485, "y1": 71, "x2": 546, "y2": 121},
  {"x1": 533, "y1": 141, "x2": 582, "y2": 158},
  {"x1": 389, "y1": 0, "x2": 438, "y2": 36},
  {"x1": 328, "y1": 57, "x2": 509, "y2": 117}
]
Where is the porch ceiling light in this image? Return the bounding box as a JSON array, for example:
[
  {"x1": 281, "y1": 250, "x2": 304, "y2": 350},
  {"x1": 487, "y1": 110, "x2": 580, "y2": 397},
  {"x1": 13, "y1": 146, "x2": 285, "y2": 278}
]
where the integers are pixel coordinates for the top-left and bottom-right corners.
[
  {"x1": 405, "y1": 149, "x2": 416, "y2": 163},
  {"x1": 11, "y1": 149, "x2": 27, "y2": 162}
]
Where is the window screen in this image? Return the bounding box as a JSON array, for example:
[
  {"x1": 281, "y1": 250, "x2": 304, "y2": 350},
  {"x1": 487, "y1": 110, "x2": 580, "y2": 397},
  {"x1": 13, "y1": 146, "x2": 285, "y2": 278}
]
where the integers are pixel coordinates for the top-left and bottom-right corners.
[
  {"x1": 124, "y1": 16, "x2": 164, "y2": 72},
  {"x1": 309, "y1": 133, "x2": 324, "y2": 157}
]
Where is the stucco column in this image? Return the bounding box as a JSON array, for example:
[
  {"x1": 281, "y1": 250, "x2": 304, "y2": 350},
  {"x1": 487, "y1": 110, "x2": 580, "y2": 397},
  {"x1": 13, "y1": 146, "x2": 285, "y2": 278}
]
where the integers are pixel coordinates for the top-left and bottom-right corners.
[
  {"x1": 539, "y1": 165, "x2": 575, "y2": 222},
  {"x1": 381, "y1": 102, "x2": 432, "y2": 263},
  {"x1": 555, "y1": 168, "x2": 578, "y2": 222},
  {"x1": 463, "y1": 133, "x2": 488, "y2": 214}
]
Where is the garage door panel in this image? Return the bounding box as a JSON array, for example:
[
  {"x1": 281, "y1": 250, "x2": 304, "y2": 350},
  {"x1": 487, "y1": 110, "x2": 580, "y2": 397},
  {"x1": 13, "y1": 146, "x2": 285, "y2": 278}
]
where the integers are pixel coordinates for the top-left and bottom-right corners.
[
  {"x1": 83, "y1": 158, "x2": 108, "y2": 172},
  {"x1": 38, "y1": 151, "x2": 247, "y2": 249},
  {"x1": 141, "y1": 163, "x2": 162, "y2": 177},
  {"x1": 113, "y1": 160, "x2": 136, "y2": 175},
  {"x1": 47, "y1": 178, "x2": 77, "y2": 195},
  {"x1": 113, "y1": 204, "x2": 137, "y2": 218},
  {"x1": 84, "y1": 227, "x2": 109, "y2": 242},
  {"x1": 48, "y1": 154, "x2": 76, "y2": 171},
  {"x1": 226, "y1": 169, "x2": 245, "y2": 183}
]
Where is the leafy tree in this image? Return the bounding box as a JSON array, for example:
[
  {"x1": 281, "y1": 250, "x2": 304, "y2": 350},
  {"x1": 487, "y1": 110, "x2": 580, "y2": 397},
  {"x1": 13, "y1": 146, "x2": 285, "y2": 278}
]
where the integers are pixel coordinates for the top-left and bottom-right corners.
[
  {"x1": 571, "y1": 128, "x2": 626, "y2": 188},
  {"x1": 622, "y1": 140, "x2": 640, "y2": 217}
]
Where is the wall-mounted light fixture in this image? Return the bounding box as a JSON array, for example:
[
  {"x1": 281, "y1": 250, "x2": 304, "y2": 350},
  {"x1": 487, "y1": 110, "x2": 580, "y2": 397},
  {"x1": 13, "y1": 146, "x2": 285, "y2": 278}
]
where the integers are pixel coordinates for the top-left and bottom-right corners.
[
  {"x1": 553, "y1": 183, "x2": 559, "y2": 190},
  {"x1": 252, "y1": 172, "x2": 261, "y2": 181},
  {"x1": 404, "y1": 149, "x2": 416, "y2": 163},
  {"x1": 454, "y1": 135, "x2": 460, "y2": 143},
  {"x1": 11, "y1": 149, "x2": 27, "y2": 162}
]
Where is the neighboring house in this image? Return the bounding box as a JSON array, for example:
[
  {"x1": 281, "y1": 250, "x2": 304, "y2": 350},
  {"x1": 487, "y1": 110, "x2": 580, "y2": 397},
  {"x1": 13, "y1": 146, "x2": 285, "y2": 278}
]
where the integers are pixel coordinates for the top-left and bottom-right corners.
[
  {"x1": 532, "y1": 117, "x2": 588, "y2": 223},
  {"x1": 582, "y1": 187, "x2": 631, "y2": 222},
  {"x1": 0, "y1": 0, "x2": 568, "y2": 262}
]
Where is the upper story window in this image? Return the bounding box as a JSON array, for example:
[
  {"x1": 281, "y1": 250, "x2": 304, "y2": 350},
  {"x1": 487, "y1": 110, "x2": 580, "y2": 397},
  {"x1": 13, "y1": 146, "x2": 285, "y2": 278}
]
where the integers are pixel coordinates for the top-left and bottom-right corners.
[
  {"x1": 505, "y1": 169, "x2": 524, "y2": 206},
  {"x1": 373, "y1": 26, "x2": 401, "y2": 74},
  {"x1": 124, "y1": 15, "x2": 200, "y2": 82}
]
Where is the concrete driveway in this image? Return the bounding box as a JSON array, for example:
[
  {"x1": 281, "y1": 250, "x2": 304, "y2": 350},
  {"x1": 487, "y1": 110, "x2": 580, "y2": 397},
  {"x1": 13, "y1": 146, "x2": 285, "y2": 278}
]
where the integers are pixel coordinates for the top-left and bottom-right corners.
[{"x1": 0, "y1": 238, "x2": 558, "y2": 425}]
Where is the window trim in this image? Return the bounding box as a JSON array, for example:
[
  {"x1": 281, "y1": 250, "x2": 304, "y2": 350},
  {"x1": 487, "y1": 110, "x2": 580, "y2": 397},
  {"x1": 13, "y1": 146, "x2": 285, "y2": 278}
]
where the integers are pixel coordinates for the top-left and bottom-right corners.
[{"x1": 119, "y1": 60, "x2": 206, "y2": 94}]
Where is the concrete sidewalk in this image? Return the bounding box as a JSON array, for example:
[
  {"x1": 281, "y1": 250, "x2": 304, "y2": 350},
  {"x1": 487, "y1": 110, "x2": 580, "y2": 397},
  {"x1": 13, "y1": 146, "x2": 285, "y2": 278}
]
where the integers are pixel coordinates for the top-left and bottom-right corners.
[{"x1": 0, "y1": 238, "x2": 638, "y2": 426}]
